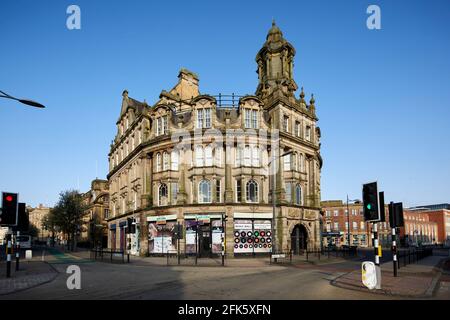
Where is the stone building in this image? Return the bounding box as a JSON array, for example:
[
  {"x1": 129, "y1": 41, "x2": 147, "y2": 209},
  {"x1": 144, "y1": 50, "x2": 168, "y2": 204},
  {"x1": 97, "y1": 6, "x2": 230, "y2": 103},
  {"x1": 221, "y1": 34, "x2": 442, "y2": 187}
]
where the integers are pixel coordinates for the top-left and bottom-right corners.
[
  {"x1": 106, "y1": 22, "x2": 322, "y2": 257},
  {"x1": 28, "y1": 204, "x2": 51, "y2": 241},
  {"x1": 81, "y1": 179, "x2": 110, "y2": 247}
]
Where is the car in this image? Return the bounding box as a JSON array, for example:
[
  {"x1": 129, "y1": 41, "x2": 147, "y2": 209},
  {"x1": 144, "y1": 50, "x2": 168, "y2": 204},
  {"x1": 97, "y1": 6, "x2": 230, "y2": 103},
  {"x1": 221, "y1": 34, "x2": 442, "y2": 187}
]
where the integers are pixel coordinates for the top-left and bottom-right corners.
[{"x1": 16, "y1": 234, "x2": 32, "y2": 249}]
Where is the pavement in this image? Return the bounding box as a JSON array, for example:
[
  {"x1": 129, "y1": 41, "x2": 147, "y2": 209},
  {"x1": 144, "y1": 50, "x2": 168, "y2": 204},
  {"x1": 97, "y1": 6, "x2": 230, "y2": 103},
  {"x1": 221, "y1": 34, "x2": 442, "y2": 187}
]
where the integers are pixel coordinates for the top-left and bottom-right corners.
[{"x1": 331, "y1": 254, "x2": 449, "y2": 298}]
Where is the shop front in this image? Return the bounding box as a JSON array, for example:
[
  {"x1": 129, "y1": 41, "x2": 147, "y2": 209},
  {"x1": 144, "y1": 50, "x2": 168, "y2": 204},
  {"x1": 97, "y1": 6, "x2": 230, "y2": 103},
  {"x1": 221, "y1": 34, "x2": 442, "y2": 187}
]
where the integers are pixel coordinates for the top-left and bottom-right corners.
[
  {"x1": 233, "y1": 213, "x2": 272, "y2": 256},
  {"x1": 185, "y1": 214, "x2": 224, "y2": 258},
  {"x1": 147, "y1": 214, "x2": 178, "y2": 255},
  {"x1": 109, "y1": 224, "x2": 116, "y2": 250}
]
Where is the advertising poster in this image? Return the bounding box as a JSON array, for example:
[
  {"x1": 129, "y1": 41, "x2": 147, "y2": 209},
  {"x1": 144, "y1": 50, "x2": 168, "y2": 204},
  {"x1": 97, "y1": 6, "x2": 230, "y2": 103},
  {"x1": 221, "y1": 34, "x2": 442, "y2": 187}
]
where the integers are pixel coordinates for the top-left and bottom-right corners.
[
  {"x1": 148, "y1": 221, "x2": 176, "y2": 254},
  {"x1": 233, "y1": 219, "x2": 253, "y2": 253},
  {"x1": 233, "y1": 219, "x2": 272, "y2": 254},
  {"x1": 185, "y1": 220, "x2": 198, "y2": 254},
  {"x1": 253, "y1": 220, "x2": 272, "y2": 253}
]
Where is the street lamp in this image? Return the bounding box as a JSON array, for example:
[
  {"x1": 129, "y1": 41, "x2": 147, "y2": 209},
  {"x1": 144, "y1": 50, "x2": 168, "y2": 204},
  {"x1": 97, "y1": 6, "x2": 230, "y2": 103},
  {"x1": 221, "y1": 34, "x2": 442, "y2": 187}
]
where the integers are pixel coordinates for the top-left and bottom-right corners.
[
  {"x1": 0, "y1": 90, "x2": 46, "y2": 108},
  {"x1": 346, "y1": 195, "x2": 361, "y2": 247},
  {"x1": 268, "y1": 150, "x2": 293, "y2": 257}
]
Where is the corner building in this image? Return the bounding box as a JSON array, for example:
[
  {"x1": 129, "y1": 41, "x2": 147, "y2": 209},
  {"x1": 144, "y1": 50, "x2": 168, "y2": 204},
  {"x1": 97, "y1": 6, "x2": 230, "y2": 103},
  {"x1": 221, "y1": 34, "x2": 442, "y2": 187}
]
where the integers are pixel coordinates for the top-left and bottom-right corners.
[{"x1": 106, "y1": 22, "x2": 323, "y2": 257}]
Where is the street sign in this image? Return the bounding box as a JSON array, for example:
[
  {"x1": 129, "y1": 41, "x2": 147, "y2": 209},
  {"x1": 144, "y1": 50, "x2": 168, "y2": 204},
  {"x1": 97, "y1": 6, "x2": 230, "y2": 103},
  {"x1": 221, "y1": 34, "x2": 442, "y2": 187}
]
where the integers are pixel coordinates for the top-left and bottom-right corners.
[
  {"x1": 272, "y1": 254, "x2": 285, "y2": 259},
  {"x1": 362, "y1": 261, "x2": 377, "y2": 290}
]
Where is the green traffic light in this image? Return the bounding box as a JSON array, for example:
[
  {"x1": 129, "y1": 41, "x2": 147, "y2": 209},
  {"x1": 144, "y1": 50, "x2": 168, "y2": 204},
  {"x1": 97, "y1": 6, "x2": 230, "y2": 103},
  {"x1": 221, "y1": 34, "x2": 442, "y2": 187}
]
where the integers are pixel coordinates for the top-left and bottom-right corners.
[{"x1": 367, "y1": 204, "x2": 372, "y2": 210}]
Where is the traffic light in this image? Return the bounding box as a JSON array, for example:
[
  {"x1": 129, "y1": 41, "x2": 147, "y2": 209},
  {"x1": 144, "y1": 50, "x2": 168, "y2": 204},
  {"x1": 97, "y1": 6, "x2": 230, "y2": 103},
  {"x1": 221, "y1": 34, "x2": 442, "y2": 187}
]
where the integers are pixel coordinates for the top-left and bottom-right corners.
[
  {"x1": 127, "y1": 218, "x2": 136, "y2": 234},
  {"x1": 1, "y1": 192, "x2": 19, "y2": 226},
  {"x1": 389, "y1": 202, "x2": 404, "y2": 227},
  {"x1": 12, "y1": 203, "x2": 28, "y2": 232},
  {"x1": 362, "y1": 182, "x2": 379, "y2": 222}
]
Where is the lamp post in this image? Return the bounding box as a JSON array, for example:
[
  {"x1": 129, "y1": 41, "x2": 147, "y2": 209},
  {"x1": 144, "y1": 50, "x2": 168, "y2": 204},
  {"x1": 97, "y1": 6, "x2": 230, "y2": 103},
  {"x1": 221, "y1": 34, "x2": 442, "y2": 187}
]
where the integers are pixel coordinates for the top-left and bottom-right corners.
[
  {"x1": 268, "y1": 150, "x2": 293, "y2": 257},
  {"x1": 0, "y1": 90, "x2": 46, "y2": 108},
  {"x1": 346, "y1": 195, "x2": 361, "y2": 247}
]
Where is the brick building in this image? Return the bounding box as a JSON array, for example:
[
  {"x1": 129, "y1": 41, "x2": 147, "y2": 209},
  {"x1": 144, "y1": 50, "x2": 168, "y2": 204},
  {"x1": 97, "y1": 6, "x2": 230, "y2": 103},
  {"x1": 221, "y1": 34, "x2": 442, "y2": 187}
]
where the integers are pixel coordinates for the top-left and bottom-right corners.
[
  {"x1": 321, "y1": 200, "x2": 391, "y2": 248},
  {"x1": 400, "y1": 210, "x2": 438, "y2": 246},
  {"x1": 404, "y1": 204, "x2": 450, "y2": 245}
]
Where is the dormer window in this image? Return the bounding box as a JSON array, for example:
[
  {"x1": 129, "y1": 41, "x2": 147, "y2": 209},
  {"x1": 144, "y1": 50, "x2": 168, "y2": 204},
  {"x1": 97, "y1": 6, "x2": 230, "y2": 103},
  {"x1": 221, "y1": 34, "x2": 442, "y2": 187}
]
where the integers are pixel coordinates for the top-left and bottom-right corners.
[
  {"x1": 197, "y1": 108, "x2": 211, "y2": 129},
  {"x1": 244, "y1": 109, "x2": 259, "y2": 129},
  {"x1": 156, "y1": 115, "x2": 168, "y2": 136}
]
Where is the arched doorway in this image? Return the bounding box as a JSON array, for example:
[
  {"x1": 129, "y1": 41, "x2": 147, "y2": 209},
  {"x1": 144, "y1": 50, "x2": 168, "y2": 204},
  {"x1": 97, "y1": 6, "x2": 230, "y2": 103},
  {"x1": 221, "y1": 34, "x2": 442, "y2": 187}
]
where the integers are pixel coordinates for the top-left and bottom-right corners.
[{"x1": 291, "y1": 224, "x2": 308, "y2": 254}]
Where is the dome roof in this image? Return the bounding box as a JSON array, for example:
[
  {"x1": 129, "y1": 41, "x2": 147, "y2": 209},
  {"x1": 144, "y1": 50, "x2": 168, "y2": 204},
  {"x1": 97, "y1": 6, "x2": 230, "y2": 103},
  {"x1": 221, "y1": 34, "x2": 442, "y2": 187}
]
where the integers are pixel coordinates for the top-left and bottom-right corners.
[{"x1": 266, "y1": 20, "x2": 283, "y2": 42}]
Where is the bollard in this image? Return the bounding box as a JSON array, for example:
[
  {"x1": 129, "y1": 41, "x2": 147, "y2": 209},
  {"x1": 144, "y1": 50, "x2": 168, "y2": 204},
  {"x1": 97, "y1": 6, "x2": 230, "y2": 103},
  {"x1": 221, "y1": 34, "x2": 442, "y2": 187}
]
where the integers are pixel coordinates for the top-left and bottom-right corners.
[{"x1": 306, "y1": 250, "x2": 309, "y2": 261}]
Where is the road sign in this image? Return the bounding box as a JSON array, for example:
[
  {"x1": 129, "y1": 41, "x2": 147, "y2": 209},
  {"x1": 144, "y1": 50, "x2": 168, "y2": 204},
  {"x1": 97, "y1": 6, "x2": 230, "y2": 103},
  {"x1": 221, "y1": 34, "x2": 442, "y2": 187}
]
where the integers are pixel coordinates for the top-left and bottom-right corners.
[{"x1": 362, "y1": 261, "x2": 377, "y2": 290}]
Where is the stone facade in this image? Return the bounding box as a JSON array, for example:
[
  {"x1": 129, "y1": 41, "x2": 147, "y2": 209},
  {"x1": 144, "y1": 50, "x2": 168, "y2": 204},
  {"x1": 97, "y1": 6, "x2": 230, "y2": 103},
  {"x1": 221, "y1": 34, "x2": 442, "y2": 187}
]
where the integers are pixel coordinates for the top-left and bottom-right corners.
[
  {"x1": 28, "y1": 204, "x2": 51, "y2": 241},
  {"x1": 81, "y1": 179, "x2": 110, "y2": 247},
  {"x1": 106, "y1": 22, "x2": 322, "y2": 257}
]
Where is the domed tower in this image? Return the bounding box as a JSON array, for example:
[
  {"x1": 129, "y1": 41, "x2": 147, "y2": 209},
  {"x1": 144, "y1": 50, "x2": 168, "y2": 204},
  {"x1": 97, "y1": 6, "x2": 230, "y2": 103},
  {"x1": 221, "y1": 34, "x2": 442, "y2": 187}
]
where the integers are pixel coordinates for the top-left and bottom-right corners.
[{"x1": 255, "y1": 20, "x2": 298, "y2": 100}]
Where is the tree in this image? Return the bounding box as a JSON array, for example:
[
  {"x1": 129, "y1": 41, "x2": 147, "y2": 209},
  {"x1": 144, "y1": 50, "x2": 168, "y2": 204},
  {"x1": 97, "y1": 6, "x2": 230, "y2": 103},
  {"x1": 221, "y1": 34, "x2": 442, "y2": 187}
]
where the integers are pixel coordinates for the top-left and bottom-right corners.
[
  {"x1": 28, "y1": 223, "x2": 39, "y2": 238},
  {"x1": 51, "y1": 190, "x2": 87, "y2": 251},
  {"x1": 42, "y1": 210, "x2": 58, "y2": 247}
]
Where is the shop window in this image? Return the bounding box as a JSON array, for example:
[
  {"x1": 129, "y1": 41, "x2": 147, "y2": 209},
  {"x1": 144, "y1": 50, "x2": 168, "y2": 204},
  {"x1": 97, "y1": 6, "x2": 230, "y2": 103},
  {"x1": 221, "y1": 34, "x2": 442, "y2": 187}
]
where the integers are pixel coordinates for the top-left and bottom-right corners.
[{"x1": 233, "y1": 219, "x2": 272, "y2": 254}]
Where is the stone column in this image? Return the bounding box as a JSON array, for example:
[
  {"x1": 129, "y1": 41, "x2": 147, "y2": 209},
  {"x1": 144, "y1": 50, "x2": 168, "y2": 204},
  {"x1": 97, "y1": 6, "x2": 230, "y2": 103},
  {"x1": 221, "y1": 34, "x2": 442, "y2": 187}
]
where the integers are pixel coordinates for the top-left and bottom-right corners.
[{"x1": 177, "y1": 146, "x2": 188, "y2": 205}]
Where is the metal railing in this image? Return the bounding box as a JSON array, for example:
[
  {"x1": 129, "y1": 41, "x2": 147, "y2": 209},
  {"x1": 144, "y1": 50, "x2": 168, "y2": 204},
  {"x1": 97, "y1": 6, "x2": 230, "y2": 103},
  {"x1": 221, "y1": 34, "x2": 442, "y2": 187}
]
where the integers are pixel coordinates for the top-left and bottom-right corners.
[
  {"x1": 90, "y1": 247, "x2": 130, "y2": 263},
  {"x1": 397, "y1": 246, "x2": 433, "y2": 268},
  {"x1": 212, "y1": 94, "x2": 243, "y2": 108}
]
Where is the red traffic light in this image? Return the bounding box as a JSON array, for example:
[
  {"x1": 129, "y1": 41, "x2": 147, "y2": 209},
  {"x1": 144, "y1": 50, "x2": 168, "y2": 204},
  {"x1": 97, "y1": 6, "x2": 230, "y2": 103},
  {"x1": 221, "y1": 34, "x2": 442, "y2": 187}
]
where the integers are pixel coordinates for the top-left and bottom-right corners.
[{"x1": 5, "y1": 195, "x2": 13, "y2": 202}]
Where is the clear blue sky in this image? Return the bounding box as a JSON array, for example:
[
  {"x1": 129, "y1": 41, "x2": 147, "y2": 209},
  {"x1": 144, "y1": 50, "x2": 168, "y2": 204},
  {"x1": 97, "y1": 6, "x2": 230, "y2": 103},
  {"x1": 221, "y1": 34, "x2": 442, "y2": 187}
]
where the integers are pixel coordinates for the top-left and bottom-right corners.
[{"x1": 1, "y1": 0, "x2": 449, "y2": 208}]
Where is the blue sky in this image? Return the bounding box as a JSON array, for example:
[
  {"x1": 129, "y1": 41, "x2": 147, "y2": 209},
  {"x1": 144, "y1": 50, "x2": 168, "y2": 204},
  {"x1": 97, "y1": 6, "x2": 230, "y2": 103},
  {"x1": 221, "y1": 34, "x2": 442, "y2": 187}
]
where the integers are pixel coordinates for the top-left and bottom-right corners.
[{"x1": 0, "y1": 0, "x2": 449, "y2": 208}]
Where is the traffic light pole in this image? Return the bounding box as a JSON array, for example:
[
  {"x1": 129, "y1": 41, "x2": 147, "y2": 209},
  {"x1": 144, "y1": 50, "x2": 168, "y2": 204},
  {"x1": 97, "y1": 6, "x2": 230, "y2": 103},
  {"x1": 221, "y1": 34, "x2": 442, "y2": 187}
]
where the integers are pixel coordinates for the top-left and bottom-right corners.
[
  {"x1": 15, "y1": 231, "x2": 20, "y2": 271},
  {"x1": 6, "y1": 234, "x2": 12, "y2": 278},
  {"x1": 372, "y1": 222, "x2": 382, "y2": 289}
]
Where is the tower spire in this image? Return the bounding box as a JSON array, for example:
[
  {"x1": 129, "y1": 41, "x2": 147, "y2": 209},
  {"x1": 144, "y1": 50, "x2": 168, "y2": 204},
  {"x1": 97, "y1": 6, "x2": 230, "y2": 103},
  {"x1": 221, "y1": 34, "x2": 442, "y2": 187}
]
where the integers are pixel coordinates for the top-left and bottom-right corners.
[{"x1": 255, "y1": 21, "x2": 298, "y2": 100}]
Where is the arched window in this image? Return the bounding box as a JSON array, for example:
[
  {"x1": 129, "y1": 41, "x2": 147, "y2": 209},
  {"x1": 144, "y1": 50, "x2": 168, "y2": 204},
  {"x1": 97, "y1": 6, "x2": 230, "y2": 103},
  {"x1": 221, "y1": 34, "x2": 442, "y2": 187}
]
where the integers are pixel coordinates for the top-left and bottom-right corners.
[
  {"x1": 198, "y1": 180, "x2": 211, "y2": 203},
  {"x1": 295, "y1": 184, "x2": 302, "y2": 205},
  {"x1": 156, "y1": 153, "x2": 161, "y2": 172},
  {"x1": 158, "y1": 184, "x2": 168, "y2": 206},
  {"x1": 204, "y1": 146, "x2": 213, "y2": 166},
  {"x1": 171, "y1": 150, "x2": 179, "y2": 171},
  {"x1": 246, "y1": 180, "x2": 259, "y2": 203},
  {"x1": 195, "y1": 146, "x2": 204, "y2": 167},
  {"x1": 163, "y1": 152, "x2": 169, "y2": 171}
]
